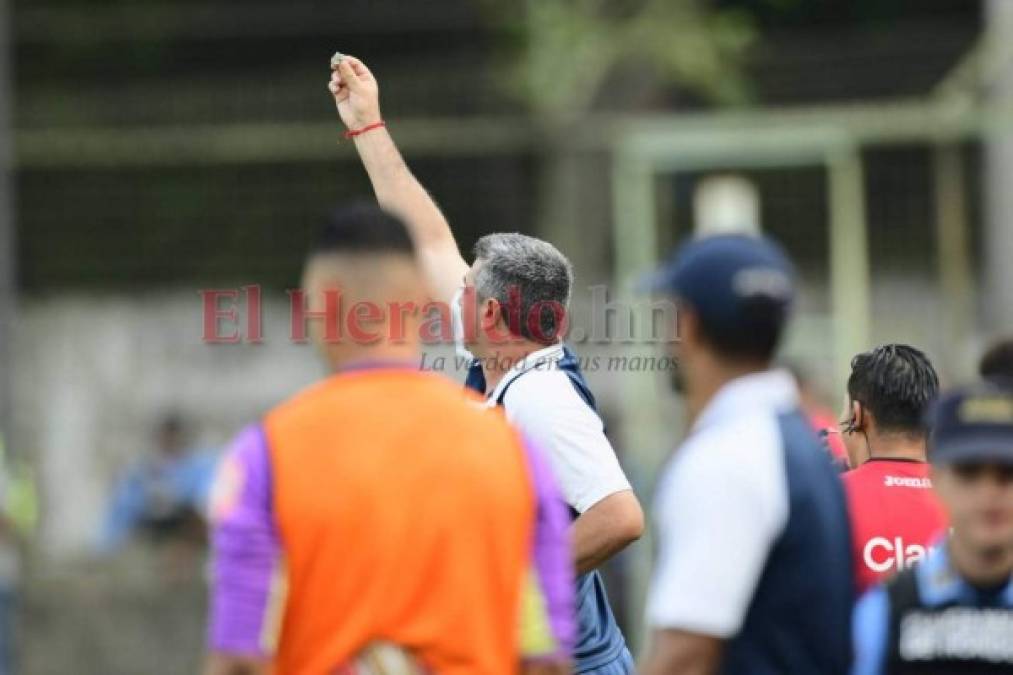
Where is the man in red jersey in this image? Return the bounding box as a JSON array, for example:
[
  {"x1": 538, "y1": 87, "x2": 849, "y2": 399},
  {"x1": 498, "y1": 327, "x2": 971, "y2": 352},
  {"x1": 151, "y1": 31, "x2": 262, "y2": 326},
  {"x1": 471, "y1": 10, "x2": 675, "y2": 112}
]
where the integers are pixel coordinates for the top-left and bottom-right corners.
[{"x1": 840, "y1": 344, "x2": 947, "y2": 592}]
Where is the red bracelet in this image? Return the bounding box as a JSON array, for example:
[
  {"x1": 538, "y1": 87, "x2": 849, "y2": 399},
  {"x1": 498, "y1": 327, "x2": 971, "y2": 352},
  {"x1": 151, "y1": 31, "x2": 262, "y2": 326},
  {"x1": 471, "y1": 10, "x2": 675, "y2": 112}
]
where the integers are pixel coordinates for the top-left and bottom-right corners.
[{"x1": 343, "y1": 120, "x2": 386, "y2": 139}]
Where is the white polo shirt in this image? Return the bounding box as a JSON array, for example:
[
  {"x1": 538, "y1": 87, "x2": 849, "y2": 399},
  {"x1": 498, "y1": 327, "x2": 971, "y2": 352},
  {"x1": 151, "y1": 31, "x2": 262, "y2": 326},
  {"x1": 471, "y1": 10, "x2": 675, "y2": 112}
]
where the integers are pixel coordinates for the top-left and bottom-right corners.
[
  {"x1": 646, "y1": 369, "x2": 798, "y2": 637},
  {"x1": 480, "y1": 343, "x2": 632, "y2": 514}
]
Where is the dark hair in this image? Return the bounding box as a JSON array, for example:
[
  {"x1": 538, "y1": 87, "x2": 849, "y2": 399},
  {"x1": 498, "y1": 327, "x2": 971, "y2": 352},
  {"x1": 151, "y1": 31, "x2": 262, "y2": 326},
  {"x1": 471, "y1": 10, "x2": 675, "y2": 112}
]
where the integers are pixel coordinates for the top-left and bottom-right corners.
[
  {"x1": 312, "y1": 202, "x2": 414, "y2": 256},
  {"x1": 693, "y1": 297, "x2": 788, "y2": 362},
  {"x1": 847, "y1": 344, "x2": 939, "y2": 435},
  {"x1": 473, "y1": 233, "x2": 572, "y2": 344},
  {"x1": 979, "y1": 338, "x2": 1013, "y2": 380}
]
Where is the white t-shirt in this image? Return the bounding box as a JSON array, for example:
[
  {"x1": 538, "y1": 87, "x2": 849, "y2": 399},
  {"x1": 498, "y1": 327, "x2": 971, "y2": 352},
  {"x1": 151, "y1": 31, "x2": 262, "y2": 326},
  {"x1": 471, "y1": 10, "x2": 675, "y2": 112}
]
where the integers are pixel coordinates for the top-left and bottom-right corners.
[
  {"x1": 645, "y1": 369, "x2": 797, "y2": 637},
  {"x1": 479, "y1": 343, "x2": 633, "y2": 514}
]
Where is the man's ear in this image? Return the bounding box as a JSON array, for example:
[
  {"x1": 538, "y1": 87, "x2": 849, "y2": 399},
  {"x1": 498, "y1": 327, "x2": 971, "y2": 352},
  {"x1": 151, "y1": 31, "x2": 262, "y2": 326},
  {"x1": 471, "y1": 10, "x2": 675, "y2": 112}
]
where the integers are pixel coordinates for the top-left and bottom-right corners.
[
  {"x1": 851, "y1": 400, "x2": 865, "y2": 432},
  {"x1": 479, "y1": 297, "x2": 501, "y2": 331}
]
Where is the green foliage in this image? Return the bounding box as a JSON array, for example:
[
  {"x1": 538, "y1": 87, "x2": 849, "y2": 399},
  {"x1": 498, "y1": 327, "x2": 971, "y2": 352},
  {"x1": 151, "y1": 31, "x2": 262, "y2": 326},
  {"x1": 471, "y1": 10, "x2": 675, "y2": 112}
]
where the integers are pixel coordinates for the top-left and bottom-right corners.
[{"x1": 478, "y1": 0, "x2": 755, "y2": 117}]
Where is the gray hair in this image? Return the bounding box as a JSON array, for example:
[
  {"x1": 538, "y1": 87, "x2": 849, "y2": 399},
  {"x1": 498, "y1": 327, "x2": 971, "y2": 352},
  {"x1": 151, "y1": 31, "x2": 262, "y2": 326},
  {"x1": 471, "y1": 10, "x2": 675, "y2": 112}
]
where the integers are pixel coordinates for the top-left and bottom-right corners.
[{"x1": 473, "y1": 233, "x2": 573, "y2": 344}]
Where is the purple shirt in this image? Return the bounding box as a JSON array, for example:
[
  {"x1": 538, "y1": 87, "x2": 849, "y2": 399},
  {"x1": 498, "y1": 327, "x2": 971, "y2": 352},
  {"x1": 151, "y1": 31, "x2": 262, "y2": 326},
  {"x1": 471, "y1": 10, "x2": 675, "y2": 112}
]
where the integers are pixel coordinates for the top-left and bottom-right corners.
[{"x1": 207, "y1": 423, "x2": 575, "y2": 659}]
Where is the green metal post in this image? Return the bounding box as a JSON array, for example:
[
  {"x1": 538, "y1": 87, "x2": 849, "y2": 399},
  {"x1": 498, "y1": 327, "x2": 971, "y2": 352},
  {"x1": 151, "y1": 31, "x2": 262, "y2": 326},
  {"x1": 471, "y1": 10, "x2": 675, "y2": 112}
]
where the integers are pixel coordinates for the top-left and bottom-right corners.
[
  {"x1": 611, "y1": 151, "x2": 664, "y2": 654},
  {"x1": 933, "y1": 143, "x2": 975, "y2": 378},
  {"x1": 828, "y1": 147, "x2": 872, "y2": 393}
]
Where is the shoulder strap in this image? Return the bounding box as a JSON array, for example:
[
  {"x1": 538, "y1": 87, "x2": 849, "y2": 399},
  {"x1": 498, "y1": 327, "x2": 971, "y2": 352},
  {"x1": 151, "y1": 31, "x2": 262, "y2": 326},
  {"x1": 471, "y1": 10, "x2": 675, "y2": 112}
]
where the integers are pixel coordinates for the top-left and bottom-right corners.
[
  {"x1": 463, "y1": 359, "x2": 485, "y2": 395},
  {"x1": 494, "y1": 346, "x2": 600, "y2": 415},
  {"x1": 556, "y1": 346, "x2": 598, "y2": 411},
  {"x1": 886, "y1": 565, "x2": 922, "y2": 613}
]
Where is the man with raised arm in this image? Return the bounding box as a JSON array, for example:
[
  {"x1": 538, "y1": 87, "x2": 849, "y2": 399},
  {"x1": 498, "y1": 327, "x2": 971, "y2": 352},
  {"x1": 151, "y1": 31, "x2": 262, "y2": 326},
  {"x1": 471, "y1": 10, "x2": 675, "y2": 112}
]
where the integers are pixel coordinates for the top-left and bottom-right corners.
[{"x1": 329, "y1": 55, "x2": 644, "y2": 674}]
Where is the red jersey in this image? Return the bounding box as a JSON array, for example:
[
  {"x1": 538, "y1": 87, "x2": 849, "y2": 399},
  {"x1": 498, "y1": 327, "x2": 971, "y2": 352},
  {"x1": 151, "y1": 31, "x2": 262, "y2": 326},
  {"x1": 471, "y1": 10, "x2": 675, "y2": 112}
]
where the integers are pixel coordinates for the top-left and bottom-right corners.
[{"x1": 842, "y1": 459, "x2": 947, "y2": 593}]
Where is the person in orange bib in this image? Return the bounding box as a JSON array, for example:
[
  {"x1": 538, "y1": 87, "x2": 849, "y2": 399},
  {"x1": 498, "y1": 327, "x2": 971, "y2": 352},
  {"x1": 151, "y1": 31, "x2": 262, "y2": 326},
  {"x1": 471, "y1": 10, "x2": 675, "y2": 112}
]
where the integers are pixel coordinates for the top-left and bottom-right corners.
[{"x1": 204, "y1": 204, "x2": 574, "y2": 675}]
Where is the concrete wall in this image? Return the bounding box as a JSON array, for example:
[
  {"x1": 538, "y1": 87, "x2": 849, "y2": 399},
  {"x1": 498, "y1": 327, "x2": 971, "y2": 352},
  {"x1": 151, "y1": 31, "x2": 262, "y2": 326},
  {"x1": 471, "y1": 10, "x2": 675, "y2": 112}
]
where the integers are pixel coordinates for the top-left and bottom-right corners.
[{"x1": 15, "y1": 292, "x2": 322, "y2": 558}]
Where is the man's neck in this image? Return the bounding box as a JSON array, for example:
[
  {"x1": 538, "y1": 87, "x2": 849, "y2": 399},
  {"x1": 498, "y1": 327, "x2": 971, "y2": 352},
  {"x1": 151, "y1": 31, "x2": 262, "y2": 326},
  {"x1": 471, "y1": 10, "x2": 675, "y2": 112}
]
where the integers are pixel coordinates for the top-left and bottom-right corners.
[
  {"x1": 948, "y1": 538, "x2": 1013, "y2": 589},
  {"x1": 686, "y1": 358, "x2": 769, "y2": 425},
  {"x1": 863, "y1": 433, "x2": 927, "y2": 462},
  {"x1": 479, "y1": 340, "x2": 557, "y2": 396},
  {"x1": 328, "y1": 343, "x2": 420, "y2": 372}
]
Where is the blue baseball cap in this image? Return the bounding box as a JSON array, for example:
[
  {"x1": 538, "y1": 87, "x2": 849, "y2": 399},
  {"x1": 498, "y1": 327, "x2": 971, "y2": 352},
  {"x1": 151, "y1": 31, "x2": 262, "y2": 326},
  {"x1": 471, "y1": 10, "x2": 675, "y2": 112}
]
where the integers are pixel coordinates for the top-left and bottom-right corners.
[
  {"x1": 640, "y1": 234, "x2": 796, "y2": 347},
  {"x1": 928, "y1": 380, "x2": 1013, "y2": 466}
]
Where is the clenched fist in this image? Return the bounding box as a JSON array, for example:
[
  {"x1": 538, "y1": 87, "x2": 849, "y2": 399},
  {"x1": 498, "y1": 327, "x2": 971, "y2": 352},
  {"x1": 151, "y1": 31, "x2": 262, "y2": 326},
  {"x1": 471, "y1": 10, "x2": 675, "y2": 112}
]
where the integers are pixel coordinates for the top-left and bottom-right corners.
[{"x1": 328, "y1": 55, "x2": 382, "y2": 131}]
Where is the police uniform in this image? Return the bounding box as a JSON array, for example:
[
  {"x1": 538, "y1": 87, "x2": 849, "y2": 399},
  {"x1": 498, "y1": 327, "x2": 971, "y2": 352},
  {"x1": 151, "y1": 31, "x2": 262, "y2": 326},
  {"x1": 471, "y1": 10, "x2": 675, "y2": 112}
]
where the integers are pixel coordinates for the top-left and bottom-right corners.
[
  {"x1": 853, "y1": 545, "x2": 1013, "y2": 674},
  {"x1": 851, "y1": 383, "x2": 1013, "y2": 675}
]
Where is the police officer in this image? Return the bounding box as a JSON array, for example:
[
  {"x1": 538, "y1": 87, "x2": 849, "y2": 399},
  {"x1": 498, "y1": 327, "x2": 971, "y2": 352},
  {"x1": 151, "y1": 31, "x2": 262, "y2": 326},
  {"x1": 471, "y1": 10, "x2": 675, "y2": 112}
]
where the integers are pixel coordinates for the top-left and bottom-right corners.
[{"x1": 852, "y1": 379, "x2": 1013, "y2": 674}]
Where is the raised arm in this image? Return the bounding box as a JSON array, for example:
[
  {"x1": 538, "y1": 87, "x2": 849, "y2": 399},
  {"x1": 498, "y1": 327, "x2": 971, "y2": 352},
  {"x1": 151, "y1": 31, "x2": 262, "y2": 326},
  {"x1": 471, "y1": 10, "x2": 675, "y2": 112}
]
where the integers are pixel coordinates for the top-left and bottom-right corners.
[{"x1": 328, "y1": 56, "x2": 468, "y2": 304}]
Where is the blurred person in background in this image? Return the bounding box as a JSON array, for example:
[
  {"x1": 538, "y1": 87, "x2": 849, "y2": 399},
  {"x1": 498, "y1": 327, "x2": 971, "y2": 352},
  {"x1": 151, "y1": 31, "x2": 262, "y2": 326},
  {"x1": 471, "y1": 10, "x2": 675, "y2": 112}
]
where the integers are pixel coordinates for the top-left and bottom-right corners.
[
  {"x1": 839, "y1": 345, "x2": 946, "y2": 593},
  {"x1": 205, "y1": 204, "x2": 574, "y2": 675},
  {"x1": 99, "y1": 413, "x2": 217, "y2": 554},
  {"x1": 786, "y1": 361, "x2": 850, "y2": 470},
  {"x1": 639, "y1": 235, "x2": 853, "y2": 675},
  {"x1": 0, "y1": 435, "x2": 36, "y2": 675},
  {"x1": 329, "y1": 55, "x2": 642, "y2": 674},
  {"x1": 852, "y1": 380, "x2": 1013, "y2": 674},
  {"x1": 979, "y1": 336, "x2": 1013, "y2": 380}
]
